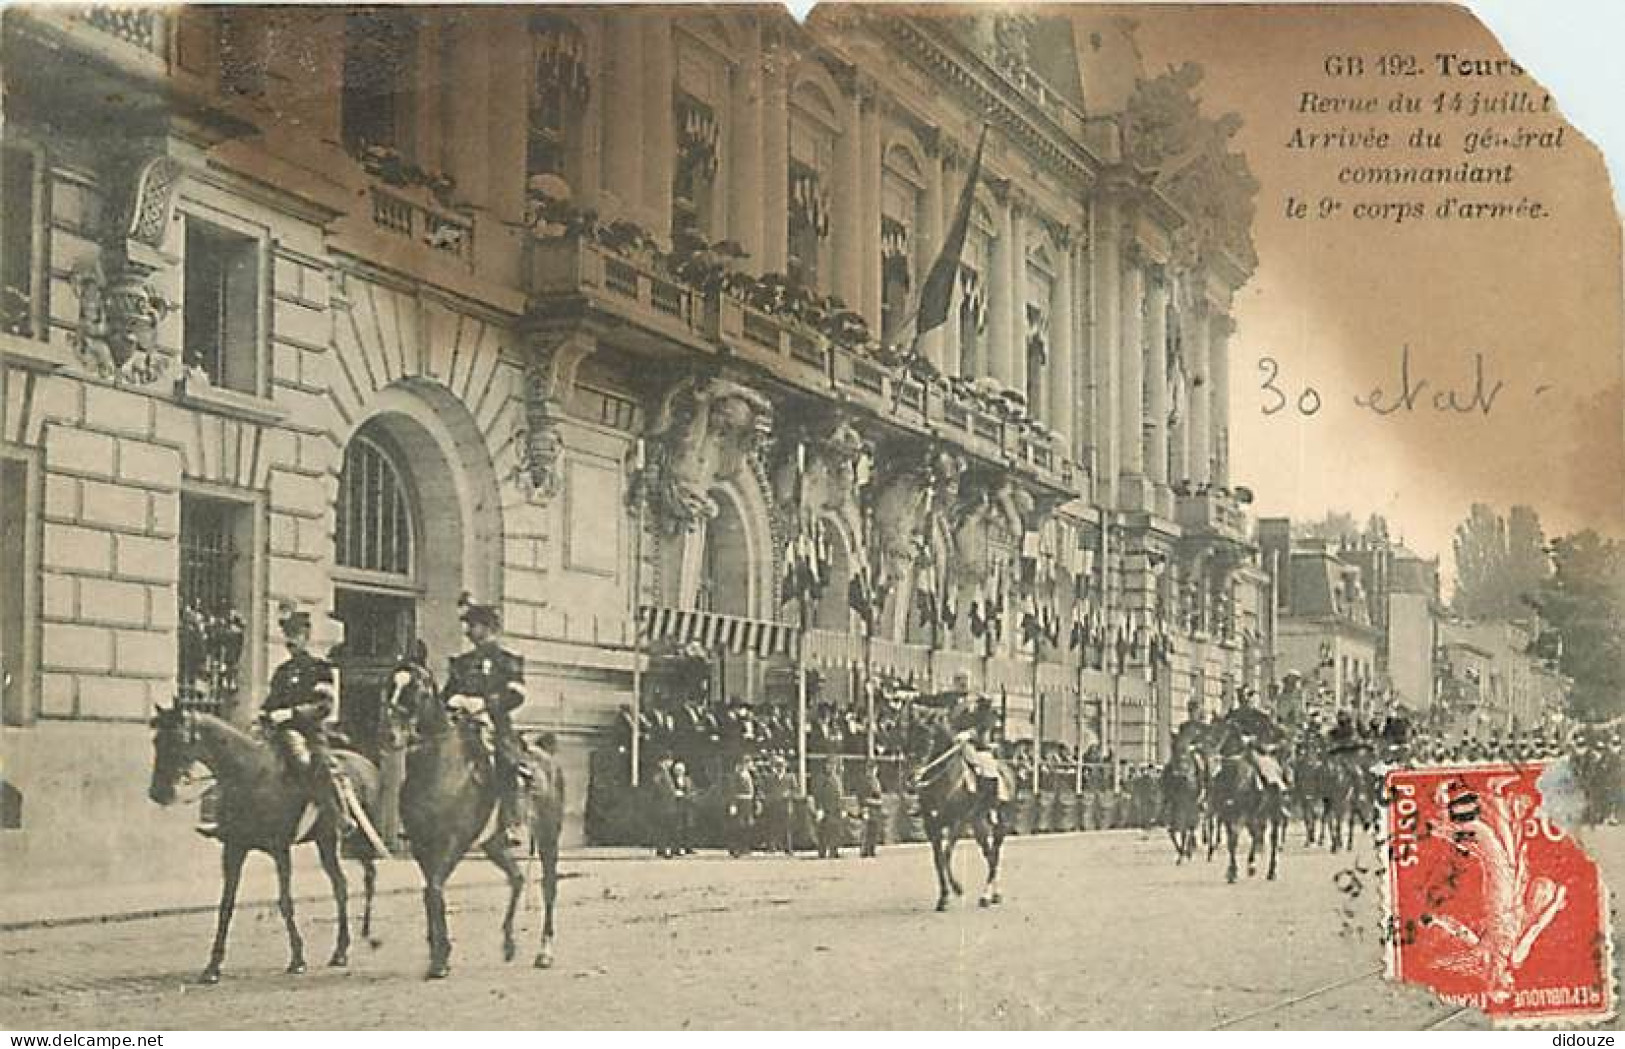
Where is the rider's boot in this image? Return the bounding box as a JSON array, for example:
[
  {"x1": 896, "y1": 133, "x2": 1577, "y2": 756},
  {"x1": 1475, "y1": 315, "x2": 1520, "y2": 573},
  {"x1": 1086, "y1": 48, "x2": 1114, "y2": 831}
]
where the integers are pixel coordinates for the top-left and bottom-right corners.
[
  {"x1": 980, "y1": 777, "x2": 1002, "y2": 824},
  {"x1": 498, "y1": 779, "x2": 525, "y2": 848},
  {"x1": 314, "y1": 761, "x2": 356, "y2": 838}
]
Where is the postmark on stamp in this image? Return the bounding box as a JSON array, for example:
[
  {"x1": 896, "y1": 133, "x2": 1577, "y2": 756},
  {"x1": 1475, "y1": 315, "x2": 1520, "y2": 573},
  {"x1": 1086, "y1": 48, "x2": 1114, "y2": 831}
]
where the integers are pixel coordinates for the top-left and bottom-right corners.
[{"x1": 1383, "y1": 761, "x2": 1615, "y2": 1027}]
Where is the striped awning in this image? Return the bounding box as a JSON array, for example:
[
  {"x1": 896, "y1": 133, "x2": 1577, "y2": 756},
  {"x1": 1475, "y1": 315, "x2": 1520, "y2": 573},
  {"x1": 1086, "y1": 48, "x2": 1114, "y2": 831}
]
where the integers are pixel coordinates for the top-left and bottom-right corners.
[{"x1": 638, "y1": 606, "x2": 797, "y2": 658}]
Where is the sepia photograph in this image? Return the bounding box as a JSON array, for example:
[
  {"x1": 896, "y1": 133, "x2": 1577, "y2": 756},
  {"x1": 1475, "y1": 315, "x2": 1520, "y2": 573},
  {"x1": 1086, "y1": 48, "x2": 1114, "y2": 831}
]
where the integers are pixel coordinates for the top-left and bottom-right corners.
[{"x1": 0, "y1": 0, "x2": 1620, "y2": 1032}]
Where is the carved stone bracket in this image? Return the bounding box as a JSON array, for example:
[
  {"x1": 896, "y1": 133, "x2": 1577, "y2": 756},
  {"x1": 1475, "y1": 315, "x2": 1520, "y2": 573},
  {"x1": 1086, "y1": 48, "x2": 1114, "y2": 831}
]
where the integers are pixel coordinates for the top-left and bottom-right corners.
[
  {"x1": 68, "y1": 150, "x2": 189, "y2": 385},
  {"x1": 633, "y1": 373, "x2": 774, "y2": 535},
  {"x1": 869, "y1": 442, "x2": 965, "y2": 597},
  {"x1": 949, "y1": 469, "x2": 1037, "y2": 587},
  {"x1": 512, "y1": 331, "x2": 596, "y2": 505},
  {"x1": 770, "y1": 412, "x2": 871, "y2": 538}
]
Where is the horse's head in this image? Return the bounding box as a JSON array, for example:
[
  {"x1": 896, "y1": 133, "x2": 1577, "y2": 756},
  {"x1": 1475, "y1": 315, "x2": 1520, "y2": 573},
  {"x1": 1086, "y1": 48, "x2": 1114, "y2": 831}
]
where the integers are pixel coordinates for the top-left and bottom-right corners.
[
  {"x1": 148, "y1": 703, "x2": 199, "y2": 806},
  {"x1": 382, "y1": 655, "x2": 440, "y2": 750}
]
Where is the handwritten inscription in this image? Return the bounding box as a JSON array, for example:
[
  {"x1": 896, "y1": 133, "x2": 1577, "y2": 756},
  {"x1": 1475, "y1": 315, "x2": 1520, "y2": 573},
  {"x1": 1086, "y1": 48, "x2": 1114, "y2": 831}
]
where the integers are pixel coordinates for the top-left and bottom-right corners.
[{"x1": 1258, "y1": 347, "x2": 1550, "y2": 418}]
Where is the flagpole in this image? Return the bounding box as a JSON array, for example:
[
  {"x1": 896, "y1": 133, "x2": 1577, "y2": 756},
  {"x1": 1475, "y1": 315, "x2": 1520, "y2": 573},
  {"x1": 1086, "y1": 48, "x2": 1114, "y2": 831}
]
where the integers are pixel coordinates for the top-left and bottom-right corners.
[{"x1": 795, "y1": 441, "x2": 810, "y2": 794}]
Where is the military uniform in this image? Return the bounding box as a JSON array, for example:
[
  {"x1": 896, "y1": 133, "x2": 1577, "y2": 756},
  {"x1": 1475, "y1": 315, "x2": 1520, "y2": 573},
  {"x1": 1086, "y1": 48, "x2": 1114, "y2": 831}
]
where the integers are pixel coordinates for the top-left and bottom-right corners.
[
  {"x1": 859, "y1": 765, "x2": 886, "y2": 858},
  {"x1": 261, "y1": 627, "x2": 351, "y2": 833},
  {"x1": 1217, "y1": 703, "x2": 1288, "y2": 792},
  {"x1": 726, "y1": 762, "x2": 757, "y2": 857},
  {"x1": 442, "y1": 637, "x2": 528, "y2": 838}
]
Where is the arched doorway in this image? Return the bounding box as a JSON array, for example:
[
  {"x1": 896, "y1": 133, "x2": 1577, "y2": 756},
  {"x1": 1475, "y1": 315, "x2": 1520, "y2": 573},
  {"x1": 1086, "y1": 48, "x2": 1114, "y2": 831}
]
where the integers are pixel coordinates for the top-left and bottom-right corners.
[
  {"x1": 331, "y1": 424, "x2": 423, "y2": 755},
  {"x1": 696, "y1": 487, "x2": 751, "y2": 704}
]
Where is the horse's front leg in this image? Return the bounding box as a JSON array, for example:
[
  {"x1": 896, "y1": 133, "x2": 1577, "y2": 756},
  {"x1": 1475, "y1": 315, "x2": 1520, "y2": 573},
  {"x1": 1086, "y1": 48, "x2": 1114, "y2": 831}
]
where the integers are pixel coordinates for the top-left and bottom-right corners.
[
  {"x1": 926, "y1": 818, "x2": 952, "y2": 912},
  {"x1": 201, "y1": 843, "x2": 248, "y2": 984},
  {"x1": 941, "y1": 822, "x2": 964, "y2": 897},
  {"x1": 316, "y1": 834, "x2": 351, "y2": 967},
  {"x1": 482, "y1": 837, "x2": 525, "y2": 964},
  {"x1": 1224, "y1": 819, "x2": 1239, "y2": 884},
  {"x1": 971, "y1": 818, "x2": 1001, "y2": 907},
  {"x1": 535, "y1": 838, "x2": 560, "y2": 969},
  {"x1": 1268, "y1": 816, "x2": 1281, "y2": 881},
  {"x1": 1246, "y1": 819, "x2": 1260, "y2": 878},
  {"x1": 272, "y1": 848, "x2": 306, "y2": 974}
]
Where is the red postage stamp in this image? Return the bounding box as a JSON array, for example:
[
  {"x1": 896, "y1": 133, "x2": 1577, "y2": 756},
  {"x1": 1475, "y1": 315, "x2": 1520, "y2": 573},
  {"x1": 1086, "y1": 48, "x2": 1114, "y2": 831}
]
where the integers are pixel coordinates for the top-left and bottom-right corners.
[{"x1": 1384, "y1": 762, "x2": 1615, "y2": 1027}]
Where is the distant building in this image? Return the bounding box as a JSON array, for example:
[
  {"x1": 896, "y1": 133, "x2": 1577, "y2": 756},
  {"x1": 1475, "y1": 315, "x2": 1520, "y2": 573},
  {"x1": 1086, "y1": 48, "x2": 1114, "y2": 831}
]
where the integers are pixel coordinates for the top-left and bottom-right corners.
[{"x1": 1435, "y1": 618, "x2": 1567, "y2": 738}]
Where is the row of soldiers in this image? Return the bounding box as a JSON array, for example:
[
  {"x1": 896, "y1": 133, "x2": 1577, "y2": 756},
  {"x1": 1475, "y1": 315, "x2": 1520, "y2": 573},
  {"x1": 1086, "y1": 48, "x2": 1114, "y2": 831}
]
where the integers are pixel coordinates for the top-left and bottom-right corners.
[
  {"x1": 642, "y1": 751, "x2": 888, "y2": 859},
  {"x1": 612, "y1": 696, "x2": 912, "y2": 783}
]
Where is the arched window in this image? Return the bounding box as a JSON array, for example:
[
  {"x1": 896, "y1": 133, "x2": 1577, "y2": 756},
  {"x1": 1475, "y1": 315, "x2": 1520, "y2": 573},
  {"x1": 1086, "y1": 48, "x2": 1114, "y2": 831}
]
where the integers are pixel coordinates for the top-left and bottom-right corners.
[
  {"x1": 335, "y1": 434, "x2": 416, "y2": 580},
  {"x1": 333, "y1": 430, "x2": 420, "y2": 668}
]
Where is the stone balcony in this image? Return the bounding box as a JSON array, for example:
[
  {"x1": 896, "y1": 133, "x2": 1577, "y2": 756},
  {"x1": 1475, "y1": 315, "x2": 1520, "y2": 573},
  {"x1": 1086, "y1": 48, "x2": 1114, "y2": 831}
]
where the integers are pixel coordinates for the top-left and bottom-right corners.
[
  {"x1": 527, "y1": 230, "x2": 1077, "y2": 495},
  {"x1": 1175, "y1": 488, "x2": 1250, "y2": 544}
]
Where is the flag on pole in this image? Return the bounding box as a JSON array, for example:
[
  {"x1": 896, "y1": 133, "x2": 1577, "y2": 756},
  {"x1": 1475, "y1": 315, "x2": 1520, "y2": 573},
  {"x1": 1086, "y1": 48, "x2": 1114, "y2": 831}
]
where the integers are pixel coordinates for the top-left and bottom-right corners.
[{"x1": 914, "y1": 123, "x2": 989, "y2": 341}]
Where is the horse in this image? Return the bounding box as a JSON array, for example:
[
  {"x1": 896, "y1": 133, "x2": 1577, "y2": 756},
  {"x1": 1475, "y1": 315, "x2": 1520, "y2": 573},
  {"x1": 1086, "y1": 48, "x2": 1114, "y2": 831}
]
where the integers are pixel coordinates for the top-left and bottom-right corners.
[
  {"x1": 1161, "y1": 746, "x2": 1204, "y2": 864},
  {"x1": 905, "y1": 701, "x2": 1013, "y2": 912},
  {"x1": 1325, "y1": 746, "x2": 1378, "y2": 854},
  {"x1": 1209, "y1": 744, "x2": 1288, "y2": 883},
  {"x1": 147, "y1": 705, "x2": 381, "y2": 984},
  {"x1": 1290, "y1": 746, "x2": 1333, "y2": 847},
  {"x1": 384, "y1": 659, "x2": 565, "y2": 979}
]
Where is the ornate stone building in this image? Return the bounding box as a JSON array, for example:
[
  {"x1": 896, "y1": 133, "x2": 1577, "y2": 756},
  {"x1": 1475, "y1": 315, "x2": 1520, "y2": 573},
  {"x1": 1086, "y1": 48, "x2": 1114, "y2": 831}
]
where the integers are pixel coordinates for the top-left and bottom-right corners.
[{"x1": 0, "y1": 6, "x2": 1265, "y2": 885}]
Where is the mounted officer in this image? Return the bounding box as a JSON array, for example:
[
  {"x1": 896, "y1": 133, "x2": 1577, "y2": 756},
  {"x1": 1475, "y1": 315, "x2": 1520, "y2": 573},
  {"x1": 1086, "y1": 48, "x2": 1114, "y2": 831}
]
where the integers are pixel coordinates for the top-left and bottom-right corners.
[
  {"x1": 942, "y1": 670, "x2": 1009, "y2": 822},
  {"x1": 259, "y1": 603, "x2": 353, "y2": 836},
  {"x1": 1215, "y1": 687, "x2": 1288, "y2": 792},
  {"x1": 1171, "y1": 698, "x2": 1212, "y2": 775},
  {"x1": 442, "y1": 593, "x2": 529, "y2": 846}
]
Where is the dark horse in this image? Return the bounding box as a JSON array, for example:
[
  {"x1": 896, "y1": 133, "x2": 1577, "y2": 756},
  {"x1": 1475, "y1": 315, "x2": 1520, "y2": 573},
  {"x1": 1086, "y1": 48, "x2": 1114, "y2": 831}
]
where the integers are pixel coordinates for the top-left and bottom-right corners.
[
  {"x1": 148, "y1": 706, "x2": 381, "y2": 984},
  {"x1": 1161, "y1": 746, "x2": 1204, "y2": 863},
  {"x1": 385, "y1": 659, "x2": 565, "y2": 978},
  {"x1": 1209, "y1": 745, "x2": 1288, "y2": 883},
  {"x1": 1325, "y1": 746, "x2": 1378, "y2": 854},
  {"x1": 906, "y1": 700, "x2": 1013, "y2": 912},
  {"x1": 1291, "y1": 745, "x2": 1333, "y2": 847}
]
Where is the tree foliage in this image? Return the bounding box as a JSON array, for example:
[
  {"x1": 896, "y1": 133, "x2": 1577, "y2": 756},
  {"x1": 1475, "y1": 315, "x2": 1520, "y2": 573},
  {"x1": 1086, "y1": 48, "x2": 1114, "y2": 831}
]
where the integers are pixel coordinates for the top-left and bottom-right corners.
[
  {"x1": 1528, "y1": 530, "x2": 1624, "y2": 722},
  {"x1": 1450, "y1": 503, "x2": 1549, "y2": 620}
]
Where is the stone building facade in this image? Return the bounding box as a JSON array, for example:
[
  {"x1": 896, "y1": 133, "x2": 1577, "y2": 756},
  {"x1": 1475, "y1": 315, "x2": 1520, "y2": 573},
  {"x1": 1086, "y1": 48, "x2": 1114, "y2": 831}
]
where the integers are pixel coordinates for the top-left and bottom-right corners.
[{"x1": 0, "y1": 6, "x2": 1264, "y2": 889}]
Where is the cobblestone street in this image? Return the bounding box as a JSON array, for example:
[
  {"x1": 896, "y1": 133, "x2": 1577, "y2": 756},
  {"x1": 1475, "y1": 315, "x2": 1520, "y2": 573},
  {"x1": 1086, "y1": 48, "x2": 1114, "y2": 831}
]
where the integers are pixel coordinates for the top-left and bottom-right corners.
[{"x1": 1, "y1": 829, "x2": 1522, "y2": 1030}]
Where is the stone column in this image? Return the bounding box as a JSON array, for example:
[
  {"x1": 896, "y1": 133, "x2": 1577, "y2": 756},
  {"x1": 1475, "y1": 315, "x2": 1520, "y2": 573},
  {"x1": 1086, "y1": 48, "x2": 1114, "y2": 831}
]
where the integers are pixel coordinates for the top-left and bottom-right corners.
[
  {"x1": 1091, "y1": 194, "x2": 1121, "y2": 505},
  {"x1": 1211, "y1": 311, "x2": 1233, "y2": 487},
  {"x1": 833, "y1": 89, "x2": 863, "y2": 307},
  {"x1": 1168, "y1": 301, "x2": 1189, "y2": 486},
  {"x1": 1007, "y1": 201, "x2": 1028, "y2": 404},
  {"x1": 727, "y1": 36, "x2": 762, "y2": 267},
  {"x1": 860, "y1": 92, "x2": 883, "y2": 324},
  {"x1": 1118, "y1": 240, "x2": 1146, "y2": 507},
  {"x1": 484, "y1": 13, "x2": 529, "y2": 224},
  {"x1": 988, "y1": 189, "x2": 1016, "y2": 385},
  {"x1": 758, "y1": 41, "x2": 789, "y2": 274},
  {"x1": 444, "y1": 17, "x2": 491, "y2": 208},
  {"x1": 641, "y1": 13, "x2": 674, "y2": 233},
  {"x1": 918, "y1": 142, "x2": 945, "y2": 367},
  {"x1": 1145, "y1": 267, "x2": 1170, "y2": 496},
  {"x1": 1050, "y1": 230, "x2": 1076, "y2": 450},
  {"x1": 601, "y1": 13, "x2": 645, "y2": 220},
  {"x1": 1188, "y1": 299, "x2": 1212, "y2": 486}
]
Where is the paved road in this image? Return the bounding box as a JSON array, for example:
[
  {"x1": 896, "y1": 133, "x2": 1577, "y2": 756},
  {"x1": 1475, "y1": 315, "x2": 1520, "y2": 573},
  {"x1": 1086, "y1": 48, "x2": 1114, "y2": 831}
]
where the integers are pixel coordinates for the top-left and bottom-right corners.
[{"x1": 0, "y1": 828, "x2": 1497, "y2": 1029}]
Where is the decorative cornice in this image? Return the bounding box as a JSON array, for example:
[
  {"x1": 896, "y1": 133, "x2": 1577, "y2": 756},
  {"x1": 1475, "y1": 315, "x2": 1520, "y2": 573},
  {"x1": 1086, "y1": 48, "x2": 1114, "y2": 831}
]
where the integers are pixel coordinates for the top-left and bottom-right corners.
[{"x1": 877, "y1": 17, "x2": 1103, "y2": 193}]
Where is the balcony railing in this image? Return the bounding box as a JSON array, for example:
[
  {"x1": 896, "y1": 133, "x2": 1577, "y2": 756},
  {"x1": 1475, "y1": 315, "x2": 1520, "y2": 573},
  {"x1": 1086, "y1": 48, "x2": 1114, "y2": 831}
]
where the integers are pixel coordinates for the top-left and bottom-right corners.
[
  {"x1": 528, "y1": 230, "x2": 1073, "y2": 490},
  {"x1": 529, "y1": 234, "x2": 702, "y2": 338},
  {"x1": 76, "y1": 7, "x2": 166, "y2": 58},
  {"x1": 1175, "y1": 490, "x2": 1249, "y2": 541},
  {"x1": 370, "y1": 186, "x2": 475, "y2": 268}
]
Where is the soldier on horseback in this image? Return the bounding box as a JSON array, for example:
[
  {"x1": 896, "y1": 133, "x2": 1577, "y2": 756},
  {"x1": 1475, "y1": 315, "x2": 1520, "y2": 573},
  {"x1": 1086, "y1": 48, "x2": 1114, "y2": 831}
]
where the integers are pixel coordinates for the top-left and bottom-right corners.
[
  {"x1": 1215, "y1": 687, "x2": 1288, "y2": 793},
  {"x1": 442, "y1": 594, "x2": 529, "y2": 847},
  {"x1": 943, "y1": 670, "x2": 1009, "y2": 822},
  {"x1": 257, "y1": 603, "x2": 354, "y2": 837}
]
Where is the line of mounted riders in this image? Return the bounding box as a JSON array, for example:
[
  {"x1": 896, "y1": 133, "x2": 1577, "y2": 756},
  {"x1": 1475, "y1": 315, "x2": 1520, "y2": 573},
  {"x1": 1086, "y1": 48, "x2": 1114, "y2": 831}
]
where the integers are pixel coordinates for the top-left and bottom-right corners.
[
  {"x1": 1159, "y1": 694, "x2": 1421, "y2": 884},
  {"x1": 145, "y1": 601, "x2": 1029, "y2": 980}
]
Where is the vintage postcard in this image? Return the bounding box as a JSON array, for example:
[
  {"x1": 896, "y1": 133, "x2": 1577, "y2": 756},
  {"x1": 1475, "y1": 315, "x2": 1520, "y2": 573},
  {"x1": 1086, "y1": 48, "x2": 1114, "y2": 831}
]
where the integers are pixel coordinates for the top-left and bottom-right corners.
[{"x1": 0, "y1": 1, "x2": 1620, "y2": 1033}]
